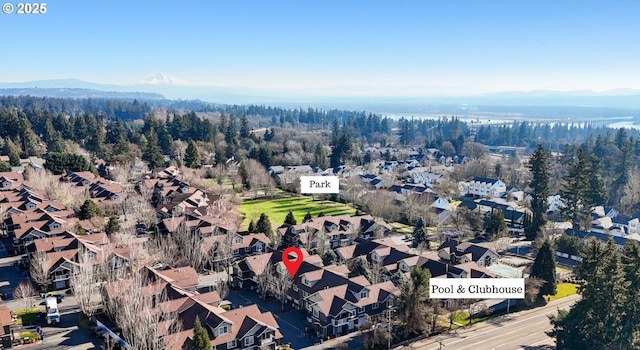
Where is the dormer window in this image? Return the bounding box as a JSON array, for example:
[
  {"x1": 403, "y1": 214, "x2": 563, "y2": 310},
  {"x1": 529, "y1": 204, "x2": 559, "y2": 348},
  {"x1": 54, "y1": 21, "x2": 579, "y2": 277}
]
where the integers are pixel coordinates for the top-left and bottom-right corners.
[
  {"x1": 26, "y1": 203, "x2": 36, "y2": 209},
  {"x1": 218, "y1": 325, "x2": 229, "y2": 335},
  {"x1": 360, "y1": 290, "x2": 369, "y2": 299},
  {"x1": 2, "y1": 181, "x2": 10, "y2": 187},
  {"x1": 49, "y1": 223, "x2": 61, "y2": 230},
  {"x1": 88, "y1": 251, "x2": 97, "y2": 260},
  {"x1": 111, "y1": 194, "x2": 119, "y2": 200},
  {"x1": 234, "y1": 237, "x2": 243, "y2": 244},
  {"x1": 243, "y1": 337, "x2": 254, "y2": 346}
]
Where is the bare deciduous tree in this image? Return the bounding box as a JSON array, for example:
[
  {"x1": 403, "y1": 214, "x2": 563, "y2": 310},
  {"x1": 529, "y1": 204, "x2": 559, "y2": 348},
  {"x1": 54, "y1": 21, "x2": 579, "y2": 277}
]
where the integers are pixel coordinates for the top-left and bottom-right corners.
[
  {"x1": 29, "y1": 252, "x2": 51, "y2": 291},
  {"x1": 13, "y1": 281, "x2": 36, "y2": 310},
  {"x1": 365, "y1": 258, "x2": 385, "y2": 285},
  {"x1": 525, "y1": 277, "x2": 546, "y2": 304},
  {"x1": 212, "y1": 280, "x2": 229, "y2": 300},
  {"x1": 256, "y1": 261, "x2": 274, "y2": 300},
  {"x1": 103, "y1": 271, "x2": 183, "y2": 350},
  {"x1": 271, "y1": 262, "x2": 292, "y2": 310},
  {"x1": 245, "y1": 159, "x2": 276, "y2": 198},
  {"x1": 70, "y1": 249, "x2": 102, "y2": 320},
  {"x1": 24, "y1": 167, "x2": 89, "y2": 211}
]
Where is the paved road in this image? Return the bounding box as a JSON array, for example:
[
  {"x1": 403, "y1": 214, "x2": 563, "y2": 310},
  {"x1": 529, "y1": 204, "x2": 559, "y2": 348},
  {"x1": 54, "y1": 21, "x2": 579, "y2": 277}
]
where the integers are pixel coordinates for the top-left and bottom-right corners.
[{"x1": 406, "y1": 294, "x2": 580, "y2": 350}]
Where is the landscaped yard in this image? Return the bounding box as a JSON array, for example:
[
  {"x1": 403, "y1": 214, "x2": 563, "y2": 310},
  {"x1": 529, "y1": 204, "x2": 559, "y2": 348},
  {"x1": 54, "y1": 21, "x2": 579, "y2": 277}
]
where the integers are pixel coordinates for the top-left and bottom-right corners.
[
  {"x1": 239, "y1": 194, "x2": 357, "y2": 230},
  {"x1": 547, "y1": 283, "x2": 579, "y2": 301},
  {"x1": 14, "y1": 307, "x2": 40, "y2": 325},
  {"x1": 437, "y1": 312, "x2": 490, "y2": 330}
]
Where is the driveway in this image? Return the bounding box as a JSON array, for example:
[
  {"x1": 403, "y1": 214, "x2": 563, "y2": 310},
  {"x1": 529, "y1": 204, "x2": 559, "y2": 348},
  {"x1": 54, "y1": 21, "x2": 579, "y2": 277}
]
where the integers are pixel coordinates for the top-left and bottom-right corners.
[{"x1": 226, "y1": 289, "x2": 315, "y2": 349}]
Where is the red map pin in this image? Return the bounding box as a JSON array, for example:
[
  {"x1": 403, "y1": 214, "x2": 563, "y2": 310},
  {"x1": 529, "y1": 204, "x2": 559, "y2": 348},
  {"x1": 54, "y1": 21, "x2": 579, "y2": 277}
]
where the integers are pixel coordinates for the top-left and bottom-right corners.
[{"x1": 282, "y1": 247, "x2": 303, "y2": 277}]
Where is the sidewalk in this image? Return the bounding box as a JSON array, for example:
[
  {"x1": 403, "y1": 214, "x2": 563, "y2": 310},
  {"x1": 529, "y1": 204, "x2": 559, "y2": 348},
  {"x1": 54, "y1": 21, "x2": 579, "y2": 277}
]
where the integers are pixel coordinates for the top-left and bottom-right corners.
[
  {"x1": 400, "y1": 294, "x2": 581, "y2": 349},
  {"x1": 299, "y1": 330, "x2": 363, "y2": 350}
]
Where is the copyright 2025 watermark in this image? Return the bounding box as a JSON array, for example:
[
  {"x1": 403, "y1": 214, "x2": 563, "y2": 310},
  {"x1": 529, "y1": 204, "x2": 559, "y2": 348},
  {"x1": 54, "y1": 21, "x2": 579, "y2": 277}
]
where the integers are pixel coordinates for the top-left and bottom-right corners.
[{"x1": 3, "y1": 3, "x2": 47, "y2": 14}]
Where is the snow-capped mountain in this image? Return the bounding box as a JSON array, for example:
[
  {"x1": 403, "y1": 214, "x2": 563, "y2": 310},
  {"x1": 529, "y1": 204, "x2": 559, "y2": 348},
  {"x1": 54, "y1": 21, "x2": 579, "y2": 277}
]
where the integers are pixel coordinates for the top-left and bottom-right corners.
[{"x1": 138, "y1": 72, "x2": 188, "y2": 86}]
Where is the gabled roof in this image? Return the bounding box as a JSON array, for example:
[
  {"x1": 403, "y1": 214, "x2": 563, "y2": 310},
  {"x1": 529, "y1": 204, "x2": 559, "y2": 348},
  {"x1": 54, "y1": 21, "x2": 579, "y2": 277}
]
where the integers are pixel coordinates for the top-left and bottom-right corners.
[
  {"x1": 471, "y1": 177, "x2": 502, "y2": 185},
  {"x1": 437, "y1": 239, "x2": 496, "y2": 262},
  {"x1": 564, "y1": 228, "x2": 628, "y2": 246},
  {"x1": 0, "y1": 305, "x2": 11, "y2": 335}
]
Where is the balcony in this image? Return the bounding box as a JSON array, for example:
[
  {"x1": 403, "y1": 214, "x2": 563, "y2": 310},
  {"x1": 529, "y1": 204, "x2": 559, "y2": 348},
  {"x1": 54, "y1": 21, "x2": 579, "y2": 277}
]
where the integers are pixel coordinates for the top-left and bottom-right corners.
[
  {"x1": 260, "y1": 337, "x2": 274, "y2": 346},
  {"x1": 52, "y1": 275, "x2": 69, "y2": 282}
]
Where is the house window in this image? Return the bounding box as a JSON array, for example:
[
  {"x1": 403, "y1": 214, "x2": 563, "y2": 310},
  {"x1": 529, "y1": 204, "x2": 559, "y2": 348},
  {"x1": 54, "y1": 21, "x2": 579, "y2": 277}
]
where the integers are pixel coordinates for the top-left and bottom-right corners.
[
  {"x1": 292, "y1": 284, "x2": 298, "y2": 292},
  {"x1": 256, "y1": 244, "x2": 262, "y2": 252},
  {"x1": 244, "y1": 337, "x2": 254, "y2": 346},
  {"x1": 373, "y1": 302, "x2": 379, "y2": 309},
  {"x1": 360, "y1": 290, "x2": 368, "y2": 299},
  {"x1": 233, "y1": 249, "x2": 239, "y2": 254},
  {"x1": 387, "y1": 299, "x2": 393, "y2": 307},
  {"x1": 313, "y1": 309, "x2": 319, "y2": 318},
  {"x1": 88, "y1": 252, "x2": 96, "y2": 260},
  {"x1": 359, "y1": 307, "x2": 365, "y2": 314},
  {"x1": 245, "y1": 247, "x2": 251, "y2": 252},
  {"x1": 218, "y1": 325, "x2": 229, "y2": 335},
  {"x1": 227, "y1": 340, "x2": 237, "y2": 348}
]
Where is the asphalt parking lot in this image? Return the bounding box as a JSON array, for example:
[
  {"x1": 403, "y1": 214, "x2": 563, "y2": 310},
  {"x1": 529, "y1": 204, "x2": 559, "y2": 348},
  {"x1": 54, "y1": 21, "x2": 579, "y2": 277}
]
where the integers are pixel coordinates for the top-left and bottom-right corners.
[{"x1": 226, "y1": 288, "x2": 315, "y2": 349}]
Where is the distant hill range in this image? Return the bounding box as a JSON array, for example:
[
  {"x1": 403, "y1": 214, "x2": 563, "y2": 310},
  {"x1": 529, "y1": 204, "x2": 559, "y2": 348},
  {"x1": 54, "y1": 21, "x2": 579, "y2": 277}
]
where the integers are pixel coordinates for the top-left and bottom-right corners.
[
  {"x1": 1, "y1": 77, "x2": 640, "y2": 112},
  {"x1": 0, "y1": 87, "x2": 165, "y2": 100}
]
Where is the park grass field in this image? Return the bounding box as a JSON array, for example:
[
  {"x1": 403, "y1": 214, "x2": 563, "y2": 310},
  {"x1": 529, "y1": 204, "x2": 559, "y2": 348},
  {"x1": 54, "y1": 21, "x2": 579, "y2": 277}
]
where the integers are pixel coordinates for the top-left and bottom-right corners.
[{"x1": 239, "y1": 194, "x2": 357, "y2": 230}]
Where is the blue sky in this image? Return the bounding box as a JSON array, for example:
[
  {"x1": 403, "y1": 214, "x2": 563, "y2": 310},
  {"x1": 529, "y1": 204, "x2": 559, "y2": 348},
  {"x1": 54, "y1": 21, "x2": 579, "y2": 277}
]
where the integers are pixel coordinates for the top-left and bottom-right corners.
[{"x1": 2, "y1": 0, "x2": 639, "y2": 95}]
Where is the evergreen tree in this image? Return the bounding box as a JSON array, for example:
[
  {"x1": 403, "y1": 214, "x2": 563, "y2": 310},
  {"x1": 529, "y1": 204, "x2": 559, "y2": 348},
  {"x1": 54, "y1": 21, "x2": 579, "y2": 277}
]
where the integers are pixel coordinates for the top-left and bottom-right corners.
[
  {"x1": 549, "y1": 240, "x2": 631, "y2": 349},
  {"x1": 621, "y1": 240, "x2": 640, "y2": 344},
  {"x1": 0, "y1": 160, "x2": 10, "y2": 172},
  {"x1": 398, "y1": 267, "x2": 432, "y2": 335},
  {"x1": 4, "y1": 138, "x2": 21, "y2": 166},
  {"x1": 526, "y1": 144, "x2": 550, "y2": 241},
  {"x1": 239, "y1": 162, "x2": 250, "y2": 189},
  {"x1": 348, "y1": 257, "x2": 370, "y2": 278},
  {"x1": 192, "y1": 316, "x2": 211, "y2": 350},
  {"x1": 142, "y1": 129, "x2": 165, "y2": 169},
  {"x1": 105, "y1": 216, "x2": 120, "y2": 236},
  {"x1": 321, "y1": 250, "x2": 337, "y2": 266},
  {"x1": 530, "y1": 239, "x2": 557, "y2": 297},
  {"x1": 486, "y1": 210, "x2": 507, "y2": 239},
  {"x1": 184, "y1": 140, "x2": 202, "y2": 168},
  {"x1": 314, "y1": 143, "x2": 327, "y2": 169},
  {"x1": 283, "y1": 210, "x2": 297, "y2": 226},
  {"x1": 255, "y1": 213, "x2": 273, "y2": 238},
  {"x1": 44, "y1": 152, "x2": 95, "y2": 175},
  {"x1": 303, "y1": 211, "x2": 313, "y2": 223},
  {"x1": 78, "y1": 199, "x2": 103, "y2": 220},
  {"x1": 585, "y1": 154, "x2": 607, "y2": 206},
  {"x1": 247, "y1": 220, "x2": 256, "y2": 233},
  {"x1": 412, "y1": 217, "x2": 428, "y2": 248},
  {"x1": 112, "y1": 135, "x2": 130, "y2": 156},
  {"x1": 330, "y1": 133, "x2": 352, "y2": 169},
  {"x1": 240, "y1": 114, "x2": 250, "y2": 139},
  {"x1": 44, "y1": 119, "x2": 66, "y2": 153},
  {"x1": 560, "y1": 148, "x2": 590, "y2": 232}
]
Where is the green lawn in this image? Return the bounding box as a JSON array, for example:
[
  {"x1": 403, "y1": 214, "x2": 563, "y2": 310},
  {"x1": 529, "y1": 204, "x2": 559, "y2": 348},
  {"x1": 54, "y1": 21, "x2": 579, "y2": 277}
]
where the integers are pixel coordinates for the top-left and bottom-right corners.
[
  {"x1": 239, "y1": 194, "x2": 357, "y2": 230},
  {"x1": 547, "y1": 283, "x2": 579, "y2": 301},
  {"x1": 437, "y1": 312, "x2": 490, "y2": 330},
  {"x1": 390, "y1": 222, "x2": 413, "y2": 234}
]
